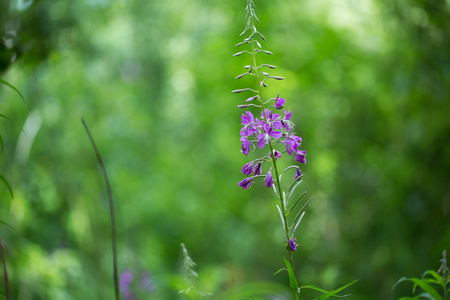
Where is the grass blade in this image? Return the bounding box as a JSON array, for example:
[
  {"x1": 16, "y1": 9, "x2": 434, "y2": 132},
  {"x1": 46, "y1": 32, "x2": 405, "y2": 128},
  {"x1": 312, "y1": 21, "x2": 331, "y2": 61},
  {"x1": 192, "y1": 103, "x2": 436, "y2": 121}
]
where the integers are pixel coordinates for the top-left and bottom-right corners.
[
  {"x1": 81, "y1": 118, "x2": 120, "y2": 300},
  {"x1": 0, "y1": 174, "x2": 13, "y2": 199},
  {"x1": 0, "y1": 79, "x2": 25, "y2": 102}
]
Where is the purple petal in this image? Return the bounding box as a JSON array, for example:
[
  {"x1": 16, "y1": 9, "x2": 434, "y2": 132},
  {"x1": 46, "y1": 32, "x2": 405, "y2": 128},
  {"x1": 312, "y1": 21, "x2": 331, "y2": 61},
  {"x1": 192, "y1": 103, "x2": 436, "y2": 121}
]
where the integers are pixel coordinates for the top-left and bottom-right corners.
[
  {"x1": 253, "y1": 161, "x2": 262, "y2": 175},
  {"x1": 295, "y1": 151, "x2": 306, "y2": 164},
  {"x1": 289, "y1": 239, "x2": 297, "y2": 251},
  {"x1": 241, "y1": 161, "x2": 254, "y2": 175},
  {"x1": 275, "y1": 95, "x2": 285, "y2": 109},
  {"x1": 239, "y1": 177, "x2": 254, "y2": 189},
  {"x1": 265, "y1": 171, "x2": 273, "y2": 187},
  {"x1": 257, "y1": 134, "x2": 266, "y2": 149}
]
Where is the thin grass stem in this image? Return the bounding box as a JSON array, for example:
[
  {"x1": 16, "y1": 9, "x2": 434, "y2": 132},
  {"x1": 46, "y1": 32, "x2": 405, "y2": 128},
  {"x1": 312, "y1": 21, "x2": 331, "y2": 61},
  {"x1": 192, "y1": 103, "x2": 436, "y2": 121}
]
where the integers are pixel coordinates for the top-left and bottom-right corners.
[{"x1": 81, "y1": 118, "x2": 120, "y2": 300}]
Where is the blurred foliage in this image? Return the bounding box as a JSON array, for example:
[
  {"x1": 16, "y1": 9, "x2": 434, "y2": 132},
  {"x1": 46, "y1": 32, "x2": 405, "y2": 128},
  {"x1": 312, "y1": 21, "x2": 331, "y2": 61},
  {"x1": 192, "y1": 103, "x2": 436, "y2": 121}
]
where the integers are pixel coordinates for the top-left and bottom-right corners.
[{"x1": 1, "y1": 0, "x2": 449, "y2": 299}]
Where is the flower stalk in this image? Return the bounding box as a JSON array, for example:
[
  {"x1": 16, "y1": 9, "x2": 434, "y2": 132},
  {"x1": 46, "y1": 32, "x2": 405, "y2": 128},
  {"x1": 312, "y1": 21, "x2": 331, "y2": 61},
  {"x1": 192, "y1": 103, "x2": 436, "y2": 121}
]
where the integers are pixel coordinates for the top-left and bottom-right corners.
[{"x1": 234, "y1": 1, "x2": 310, "y2": 298}]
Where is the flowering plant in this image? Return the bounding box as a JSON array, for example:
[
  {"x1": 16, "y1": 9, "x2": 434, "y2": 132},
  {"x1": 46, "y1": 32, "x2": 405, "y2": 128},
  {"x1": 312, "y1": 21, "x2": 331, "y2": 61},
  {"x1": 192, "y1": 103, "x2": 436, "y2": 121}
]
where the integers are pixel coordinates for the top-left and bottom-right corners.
[{"x1": 233, "y1": 1, "x2": 357, "y2": 298}]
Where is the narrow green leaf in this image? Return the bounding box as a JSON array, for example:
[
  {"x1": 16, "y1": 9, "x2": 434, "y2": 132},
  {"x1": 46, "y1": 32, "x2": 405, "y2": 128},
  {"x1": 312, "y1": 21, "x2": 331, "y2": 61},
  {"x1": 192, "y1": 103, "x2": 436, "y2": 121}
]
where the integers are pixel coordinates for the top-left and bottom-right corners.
[
  {"x1": 0, "y1": 174, "x2": 13, "y2": 198},
  {"x1": 0, "y1": 221, "x2": 14, "y2": 230},
  {"x1": 317, "y1": 280, "x2": 358, "y2": 299},
  {"x1": 416, "y1": 292, "x2": 438, "y2": 300},
  {"x1": 394, "y1": 277, "x2": 442, "y2": 300},
  {"x1": 410, "y1": 278, "x2": 442, "y2": 300},
  {"x1": 299, "y1": 285, "x2": 328, "y2": 294},
  {"x1": 0, "y1": 133, "x2": 3, "y2": 152},
  {"x1": 0, "y1": 79, "x2": 25, "y2": 102},
  {"x1": 300, "y1": 281, "x2": 358, "y2": 299},
  {"x1": 289, "y1": 191, "x2": 307, "y2": 212},
  {"x1": 423, "y1": 270, "x2": 446, "y2": 289},
  {"x1": 273, "y1": 268, "x2": 285, "y2": 276},
  {"x1": 283, "y1": 257, "x2": 299, "y2": 292}
]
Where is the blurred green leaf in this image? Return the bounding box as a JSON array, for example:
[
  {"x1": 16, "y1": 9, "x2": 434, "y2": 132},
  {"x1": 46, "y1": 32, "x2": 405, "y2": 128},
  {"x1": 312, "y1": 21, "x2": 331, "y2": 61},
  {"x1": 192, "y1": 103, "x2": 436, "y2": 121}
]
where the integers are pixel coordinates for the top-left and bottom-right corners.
[
  {"x1": 393, "y1": 276, "x2": 442, "y2": 300},
  {"x1": 0, "y1": 79, "x2": 24, "y2": 102},
  {"x1": 0, "y1": 174, "x2": 13, "y2": 199}
]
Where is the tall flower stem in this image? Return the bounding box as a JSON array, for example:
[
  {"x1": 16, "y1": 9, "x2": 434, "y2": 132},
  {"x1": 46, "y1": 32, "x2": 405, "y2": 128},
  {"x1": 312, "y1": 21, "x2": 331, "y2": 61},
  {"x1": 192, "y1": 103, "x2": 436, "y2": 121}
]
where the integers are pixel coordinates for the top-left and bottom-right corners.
[{"x1": 250, "y1": 35, "x2": 300, "y2": 299}]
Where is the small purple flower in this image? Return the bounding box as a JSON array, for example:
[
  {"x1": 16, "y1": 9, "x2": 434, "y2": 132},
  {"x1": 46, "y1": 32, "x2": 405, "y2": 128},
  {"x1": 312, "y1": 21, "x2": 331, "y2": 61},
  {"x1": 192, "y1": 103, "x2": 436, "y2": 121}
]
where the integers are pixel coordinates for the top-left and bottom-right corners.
[
  {"x1": 295, "y1": 151, "x2": 306, "y2": 164},
  {"x1": 275, "y1": 94, "x2": 285, "y2": 109},
  {"x1": 253, "y1": 161, "x2": 262, "y2": 175},
  {"x1": 242, "y1": 161, "x2": 254, "y2": 175},
  {"x1": 265, "y1": 170, "x2": 273, "y2": 187},
  {"x1": 289, "y1": 238, "x2": 298, "y2": 251},
  {"x1": 241, "y1": 111, "x2": 258, "y2": 137},
  {"x1": 239, "y1": 177, "x2": 254, "y2": 189},
  {"x1": 258, "y1": 123, "x2": 282, "y2": 148},
  {"x1": 120, "y1": 271, "x2": 135, "y2": 300},
  {"x1": 271, "y1": 150, "x2": 282, "y2": 160},
  {"x1": 282, "y1": 134, "x2": 302, "y2": 155},
  {"x1": 294, "y1": 167, "x2": 302, "y2": 180},
  {"x1": 240, "y1": 137, "x2": 250, "y2": 156}
]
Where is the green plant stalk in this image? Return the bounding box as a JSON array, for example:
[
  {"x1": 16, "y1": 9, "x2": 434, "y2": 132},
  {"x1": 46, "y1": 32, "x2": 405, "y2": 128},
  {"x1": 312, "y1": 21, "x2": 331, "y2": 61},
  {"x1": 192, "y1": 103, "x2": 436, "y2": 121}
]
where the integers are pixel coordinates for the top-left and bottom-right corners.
[
  {"x1": 0, "y1": 241, "x2": 12, "y2": 300},
  {"x1": 250, "y1": 37, "x2": 300, "y2": 299},
  {"x1": 81, "y1": 119, "x2": 120, "y2": 300}
]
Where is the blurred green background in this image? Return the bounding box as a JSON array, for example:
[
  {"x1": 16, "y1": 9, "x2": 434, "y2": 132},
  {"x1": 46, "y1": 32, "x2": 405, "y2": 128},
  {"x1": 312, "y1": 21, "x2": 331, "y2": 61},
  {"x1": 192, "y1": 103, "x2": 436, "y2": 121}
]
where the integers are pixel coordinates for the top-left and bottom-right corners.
[{"x1": 1, "y1": 0, "x2": 449, "y2": 299}]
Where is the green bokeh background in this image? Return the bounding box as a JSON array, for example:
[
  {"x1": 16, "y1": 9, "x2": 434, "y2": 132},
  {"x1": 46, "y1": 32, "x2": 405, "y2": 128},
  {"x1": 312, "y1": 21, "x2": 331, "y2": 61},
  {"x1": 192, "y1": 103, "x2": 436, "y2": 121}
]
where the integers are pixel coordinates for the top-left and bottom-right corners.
[{"x1": 1, "y1": 0, "x2": 449, "y2": 299}]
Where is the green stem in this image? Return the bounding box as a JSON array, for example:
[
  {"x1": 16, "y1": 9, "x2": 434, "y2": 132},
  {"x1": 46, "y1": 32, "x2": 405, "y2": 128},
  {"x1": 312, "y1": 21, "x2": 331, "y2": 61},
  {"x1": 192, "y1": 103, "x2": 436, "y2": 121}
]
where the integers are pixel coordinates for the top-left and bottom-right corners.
[
  {"x1": 250, "y1": 33, "x2": 300, "y2": 299},
  {"x1": 82, "y1": 119, "x2": 120, "y2": 300}
]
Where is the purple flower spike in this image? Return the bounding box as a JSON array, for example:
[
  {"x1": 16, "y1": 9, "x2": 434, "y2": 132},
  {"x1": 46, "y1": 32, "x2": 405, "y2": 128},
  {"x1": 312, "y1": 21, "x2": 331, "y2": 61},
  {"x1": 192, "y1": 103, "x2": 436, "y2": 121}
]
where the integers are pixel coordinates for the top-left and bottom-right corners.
[
  {"x1": 275, "y1": 94, "x2": 285, "y2": 109},
  {"x1": 295, "y1": 150, "x2": 306, "y2": 164},
  {"x1": 239, "y1": 177, "x2": 254, "y2": 189},
  {"x1": 289, "y1": 238, "x2": 298, "y2": 251},
  {"x1": 265, "y1": 170, "x2": 273, "y2": 187},
  {"x1": 242, "y1": 161, "x2": 254, "y2": 175},
  {"x1": 294, "y1": 167, "x2": 302, "y2": 180},
  {"x1": 253, "y1": 161, "x2": 262, "y2": 175}
]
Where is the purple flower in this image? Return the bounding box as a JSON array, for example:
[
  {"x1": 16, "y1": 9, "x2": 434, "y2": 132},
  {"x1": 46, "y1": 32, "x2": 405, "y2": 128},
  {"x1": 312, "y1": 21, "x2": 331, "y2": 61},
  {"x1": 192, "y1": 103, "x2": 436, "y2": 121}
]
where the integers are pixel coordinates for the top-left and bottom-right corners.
[
  {"x1": 242, "y1": 161, "x2": 254, "y2": 175},
  {"x1": 253, "y1": 161, "x2": 262, "y2": 175},
  {"x1": 282, "y1": 109, "x2": 293, "y2": 131},
  {"x1": 294, "y1": 167, "x2": 302, "y2": 180},
  {"x1": 289, "y1": 238, "x2": 298, "y2": 251},
  {"x1": 275, "y1": 94, "x2": 285, "y2": 109},
  {"x1": 282, "y1": 134, "x2": 302, "y2": 156},
  {"x1": 295, "y1": 151, "x2": 306, "y2": 164},
  {"x1": 239, "y1": 177, "x2": 254, "y2": 189},
  {"x1": 241, "y1": 111, "x2": 258, "y2": 137},
  {"x1": 240, "y1": 137, "x2": 250, "y2": 156},
  {"x1": 265, "y1": 170, "x2": 273, "y2": 187},
  {"x1": 120, "y1": 271, "x2": 135, "y2": 300},
  {"x1": 257, "y1": 123, "x2": 282, "y2": 148},
  {"x1": 271, "y1": 150, "x2": 282, "y2": 160}
]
